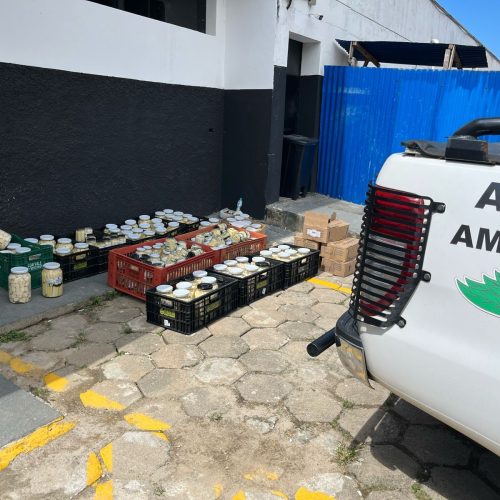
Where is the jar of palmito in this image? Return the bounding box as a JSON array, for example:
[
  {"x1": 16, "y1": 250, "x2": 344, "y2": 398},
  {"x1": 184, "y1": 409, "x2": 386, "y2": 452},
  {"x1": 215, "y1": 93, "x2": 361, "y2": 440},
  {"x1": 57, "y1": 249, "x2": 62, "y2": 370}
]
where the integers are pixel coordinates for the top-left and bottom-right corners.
[
  {"x1": 0, "y1": 229, "x2": 11, "y2": 250},
  {"x1": 8, "y1": 267, "x2": 31, "y2": 304},
  {"x1": 39, "y1": 235, "x2": 56, "y2": 248},
  {"x1": 56, "y1": 238, "x2": 73, "y2": 252},
  {"x1": 42, "y1": 262, "x2": 63, "y2": 298}
]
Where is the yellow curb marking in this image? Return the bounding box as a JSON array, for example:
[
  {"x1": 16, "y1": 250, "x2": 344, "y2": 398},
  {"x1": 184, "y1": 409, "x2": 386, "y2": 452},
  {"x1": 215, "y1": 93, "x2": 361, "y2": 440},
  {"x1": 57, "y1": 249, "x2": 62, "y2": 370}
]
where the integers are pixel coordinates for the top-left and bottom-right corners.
[
  {"x1": 86, "y1": 452, "x2": 103, "y2": 486},
  {"x1": 94, "y1": 479, "x2": 113, "y2": 500},
  {"x1": 44, "y1": 372, "x2": 69, "y2": 392},
  {"x1": 244, "y1": 469, "x2": 280, "y2": 482},
  {"x1": 295, "y1": 487, "x2": 335, "y2": 500},
  {"x1": 308, "y1": 277, "x2": 352, "y2": 295},
  {"x1": 9, "y1": 357, "x2": 36, "y2": 374},
  {"x1": 214, "y1": 484, "x2": 223, "y2": 498},
  {"x1": 0, "y1": 350, "x2": 13, "y2": 364},
  {"x1": 99, "y1": 443, "x2": 113, "y2": 473},
  {"x1": 0, "y1": 419, "x2": 75, "y2": 471},
  {"x1": 272, "y1": 491, "x2": 289, "y2": 499},
  {"x1": 232, "y1": 491, "x2": 246, "y2": 500},
  {"x1": 124, "y1": 413, "x2": 171, "y2": 441},
  {"x1": 80, "y1": 390, "x2": 125, "y2": 411}
]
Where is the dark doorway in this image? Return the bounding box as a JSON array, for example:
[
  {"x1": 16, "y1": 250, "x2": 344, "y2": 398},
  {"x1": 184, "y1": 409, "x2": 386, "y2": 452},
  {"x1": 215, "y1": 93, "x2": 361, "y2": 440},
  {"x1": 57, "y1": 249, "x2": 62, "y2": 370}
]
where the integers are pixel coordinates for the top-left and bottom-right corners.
[{"x1": 283, "y1": 39, "x2": 303, "y2": 135}]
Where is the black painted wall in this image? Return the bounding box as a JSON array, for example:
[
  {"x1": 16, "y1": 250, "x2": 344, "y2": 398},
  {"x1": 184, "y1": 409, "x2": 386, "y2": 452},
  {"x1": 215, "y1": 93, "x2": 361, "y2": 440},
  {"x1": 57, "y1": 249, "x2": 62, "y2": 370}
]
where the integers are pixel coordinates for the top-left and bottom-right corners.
[{"x1": 0, "y1": 63, "x2": 224, "y2": 236}]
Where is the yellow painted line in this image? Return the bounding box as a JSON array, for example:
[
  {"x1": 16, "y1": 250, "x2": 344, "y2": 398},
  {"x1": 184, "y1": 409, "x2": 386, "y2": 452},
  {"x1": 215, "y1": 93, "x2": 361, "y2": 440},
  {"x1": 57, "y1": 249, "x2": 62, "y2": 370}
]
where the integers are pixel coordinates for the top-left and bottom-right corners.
[
  {"x1": 0, "y1": 418, "x2": 75, "y2": 471},
  {"x1": 244, "y1": 469, "x2": 280, "y2": 482},
  {"x1": 308, "y1": 277, "x2": 352, "y2": 295},
  {"x1": 124, "y1": 413, "x2": 171, "y2": 441},
  {"x1": 232, "y1": 491, "x2": 246, "y2": 500},
  {"x1": 295, "y1": 487, "x2": 335, "y2": 500},
  {"x1": 80, "y1": 390, "x2": 125, "y2": 411},
  {"x1": 266, "y1": 471, "x2": 280, "y2": 481},
  {"x1": 44, "y1": 372, "x2": 69, "y2": 392},
  {"x1": 9, "y1": 357, "x2": 36, "y2": 375},
  {"x1": 214, "y1": 484, "x2": 223, "y2": 498},
  {"x1": 272, "y1": 491, "x2": 289, "y2": 499},
  {"x1": 0, "y1": 350, "x2": 13, "y2": 364},
  {"x1": 86, "y1": 452, "x2": 103, "y2": 486},
  {"x1": 99, "y1": 443, "x2": 113, "y2": 473},
  {"x1": 243, "y1": 473, "x2": 254, "y2": 481},
  {"x1": 94, "y1": 479, "x2": 113, "y2": 500}
]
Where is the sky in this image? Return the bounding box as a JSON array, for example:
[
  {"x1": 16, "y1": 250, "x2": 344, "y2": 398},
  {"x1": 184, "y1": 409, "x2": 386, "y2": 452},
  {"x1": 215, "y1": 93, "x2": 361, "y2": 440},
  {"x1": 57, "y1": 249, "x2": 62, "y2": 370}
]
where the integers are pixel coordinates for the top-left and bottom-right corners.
[{"x1": 437, "y1": 0, "x2": 500, "y2": 57}]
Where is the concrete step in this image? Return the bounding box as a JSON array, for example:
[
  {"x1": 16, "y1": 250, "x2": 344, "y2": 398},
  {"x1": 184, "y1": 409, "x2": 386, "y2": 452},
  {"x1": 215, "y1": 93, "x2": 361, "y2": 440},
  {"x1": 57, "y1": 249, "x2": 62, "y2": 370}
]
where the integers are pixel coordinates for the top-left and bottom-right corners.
[{"x1": 265, "y1": 193, "x2": 364, "y2": 235}]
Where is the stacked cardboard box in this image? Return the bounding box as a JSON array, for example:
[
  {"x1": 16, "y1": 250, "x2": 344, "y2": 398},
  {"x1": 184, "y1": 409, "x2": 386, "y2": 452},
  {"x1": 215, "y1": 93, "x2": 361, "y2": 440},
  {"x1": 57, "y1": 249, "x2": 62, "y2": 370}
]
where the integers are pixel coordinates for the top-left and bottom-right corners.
[{"x1": 294, "y1": 210, "x2": 359, "y2": 277}]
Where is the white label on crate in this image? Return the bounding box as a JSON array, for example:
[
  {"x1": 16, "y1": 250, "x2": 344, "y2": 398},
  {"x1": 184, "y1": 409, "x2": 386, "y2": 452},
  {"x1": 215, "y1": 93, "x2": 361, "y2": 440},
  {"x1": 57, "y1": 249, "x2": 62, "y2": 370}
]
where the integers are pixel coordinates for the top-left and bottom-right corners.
[
  {"x1": 163, "y1": 319, "x2": 171, "y2": 327},
  {"x1": 306, "y1": 228, "x2": 322, "y2": 238}
]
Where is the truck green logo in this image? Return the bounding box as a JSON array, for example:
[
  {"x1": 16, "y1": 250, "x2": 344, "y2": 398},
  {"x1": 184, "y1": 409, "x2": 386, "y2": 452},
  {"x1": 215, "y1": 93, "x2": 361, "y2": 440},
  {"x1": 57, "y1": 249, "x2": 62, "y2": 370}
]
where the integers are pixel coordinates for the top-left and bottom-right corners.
[{"x1": 456, "y1": 270, "x2": 500, "y2": 318}]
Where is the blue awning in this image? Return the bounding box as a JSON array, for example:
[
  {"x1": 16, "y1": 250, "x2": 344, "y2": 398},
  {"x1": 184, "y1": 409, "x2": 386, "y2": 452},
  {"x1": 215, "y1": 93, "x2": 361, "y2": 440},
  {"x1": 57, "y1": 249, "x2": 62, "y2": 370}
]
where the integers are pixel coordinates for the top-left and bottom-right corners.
[{"x1": 336, "y1": 40, "x2": 488, "y2": 68}]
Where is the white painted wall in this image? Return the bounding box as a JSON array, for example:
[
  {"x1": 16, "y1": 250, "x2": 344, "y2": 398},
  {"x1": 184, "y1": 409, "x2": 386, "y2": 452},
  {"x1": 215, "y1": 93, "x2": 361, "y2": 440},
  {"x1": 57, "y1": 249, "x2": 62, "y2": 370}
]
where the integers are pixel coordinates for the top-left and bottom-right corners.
[
  {"x1": 0, "y1": 0, "x2": 226, "y2": 88},
  {"x1": 275, "y1": 0, "x2": 500, "y2": 74}
]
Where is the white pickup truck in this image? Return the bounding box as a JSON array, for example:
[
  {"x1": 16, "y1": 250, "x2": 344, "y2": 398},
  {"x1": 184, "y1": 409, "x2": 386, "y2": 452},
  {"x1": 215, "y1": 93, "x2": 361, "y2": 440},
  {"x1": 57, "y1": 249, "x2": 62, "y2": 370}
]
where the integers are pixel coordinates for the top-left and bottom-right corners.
[{"x1": 308, "y1": 118, "x2": 500, "y2": 456}]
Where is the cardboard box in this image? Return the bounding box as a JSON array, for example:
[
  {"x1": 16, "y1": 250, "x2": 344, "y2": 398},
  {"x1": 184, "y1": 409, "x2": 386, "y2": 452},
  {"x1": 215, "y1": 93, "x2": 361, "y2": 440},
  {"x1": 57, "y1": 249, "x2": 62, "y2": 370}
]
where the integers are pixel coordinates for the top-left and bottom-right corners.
[
  {"x1": 327, "y1": 220, "x2": 350, "y2": 242},
  {"x1": 294, "y1": 234, "x2": 321, "y2": 251},
  {"x1": 323, "y1": 257, "x2": 356, "y2": 277},
  {"x1": 302, "y1": 210, "x2": 336, "y2": 243},
  {"x1": 322, "y1": 237, "x2": 359, "y2": 262},
  {"x1": 303, "y1": 210, "x2": 336, "y2": 227}
]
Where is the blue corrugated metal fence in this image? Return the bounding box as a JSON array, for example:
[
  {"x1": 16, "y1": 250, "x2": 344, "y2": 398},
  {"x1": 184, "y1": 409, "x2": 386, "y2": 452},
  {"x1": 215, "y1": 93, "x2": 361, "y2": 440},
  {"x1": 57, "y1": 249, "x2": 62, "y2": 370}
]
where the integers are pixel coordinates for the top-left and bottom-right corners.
[{"x1": 317, "y1": 66, "x2": 500, "y2": 204}]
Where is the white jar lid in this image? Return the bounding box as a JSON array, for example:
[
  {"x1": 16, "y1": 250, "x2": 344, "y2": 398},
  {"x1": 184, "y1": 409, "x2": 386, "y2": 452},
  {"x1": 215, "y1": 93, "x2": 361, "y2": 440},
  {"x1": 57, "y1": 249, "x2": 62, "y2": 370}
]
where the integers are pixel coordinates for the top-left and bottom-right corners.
[
  {"x1": 121, "y1": 225, "x2": 132, "y2": 231},
  {"x1": 252, "y1": 256, "x2": 265, "y2": 263},
  {"x1": 106, "y1": 224, "x2": 118, "y2": 230},
  {"x1": 40, "y1": 235, "x2": 54, "y2": 240},
  {"x1": 132, "y1": 228, "x2": 143, "y2": 233},
  {"x1": 184, "y1": 213, "x2": 193, "y2": 218},
  {"x1": 236, "y1": 256, "x2": 249, "y2": 263},
  {"x1": 213, "y1": 264, "x2": 227, "y2": 271},
  {"x1": 200, "y1": 221, "x2": 211, "y2": 227},
  {"x1": 173, "y1": 289, "x2": 189, "y2": 298},
  {"x1": 201, "y1": 276, "x2": 217, "y2": 284},
  {"x1": 150, "y1": 253, "x2": 161, "y2": 259},
  {"x1": 156, "y1": 284, "x2": 173, "y2": 294},
  {"x1": 168, "y1": 222, "x2": 180, "y2": 227},
  {"x1": 139, "y1": 215, "x2": 150, "y2": 220},
  {"x1": 144, "y1": 230, "x2": 155, "y2": 236},
  {"x1": 176, "y1": 281, "x2": 192, "y2": 289},
  {"x1": 24, "y1": 238, "x2": 38, "y2": 244},
  {"x1": 172, "y1": 216, "x2": 183, "y2": 222},
  {"x1": 193, "y1": 270, "x2": 207, "y2": 278},
  {"x1": 278, "y1": 245, "x2": 290, "y2": 250},
  {"x1": 173, "y1": 211, "x2": 184, "y2": 216},
  {"x1": 74, "y1": 242, "x2": 89, "y2": 249},
  {"x1": 151, "y1": 217, "x2": 161, "y2": 223},
  {"x1": 110, "y1": 228, "x2": 120, "y2": 234},
  {"x1": 143, "y1": 246, "x2": 152, "y2": 250},
  {"x1": 129, "y1": 234, "x2": 140, "y2": 240},
  {"x1": 155, "y1": 211, "x2": 165, "y2": 217},
  {"x1": 163, "y1": 209, "x2": 173, "y2": 214},
  {"x1": 16, "y1": 247, "x2": 31, "y2": 254},
  {"x1": 7, "y1": 243, "x2": 21, "y2": 249},
  {"x1": 10, "y1": 266, "x2": 29, "y2": 274},
  {"x1": 125, "y1": 219, "x2": 136, "y2": 225},
  {"x1": 43, "y1": 262, "x2": 61, "y2": 270},
  {"x1": 136, "y1": 247, "x2": 146, "y2": 252},
  {"x1": 188, "y1": 217, "x2": 199, "y2": 223},
  {"x1": 153, "y1": 244, "x2": 163, "y2": 249},
  {"x1": 139, "y1": 223, "x2": 150, "y2": 229},
  {"x1": 57, "y1": 238, "x2": 72, "y2": 244},
  {"x1": 208, "y1": 217, "x2": 220, "y2": 223},
  {"x1": 56, "y1": 248, "x2": 71, "y2": 255}
]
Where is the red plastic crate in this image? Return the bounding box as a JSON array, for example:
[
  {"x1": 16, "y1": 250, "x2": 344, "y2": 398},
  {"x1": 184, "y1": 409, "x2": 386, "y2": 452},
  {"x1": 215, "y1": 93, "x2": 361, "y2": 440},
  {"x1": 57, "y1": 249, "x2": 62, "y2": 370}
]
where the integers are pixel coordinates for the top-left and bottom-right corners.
[
  {"x1": 107, "y1": 238, "x2": 217, "y2": 300},
  {"x1": 176, "y1": 227, "x2": 267, "y2": 263}
]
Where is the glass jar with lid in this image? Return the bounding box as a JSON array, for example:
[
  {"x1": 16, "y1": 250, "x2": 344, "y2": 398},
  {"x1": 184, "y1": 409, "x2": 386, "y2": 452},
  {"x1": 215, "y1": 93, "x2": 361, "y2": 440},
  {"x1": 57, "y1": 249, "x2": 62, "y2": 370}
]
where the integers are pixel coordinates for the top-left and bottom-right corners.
[
  {"x1": 73, "y1": 242, "x2": 89, "y2": 256},
  {"x1": 24, "y1": 237, "x2": 38, "y2": 245},
  {"x1": 138, "y1": 215, "x2": 151, "y2": 226},
  {"x1": 125, "y1": 219, "x2": 137, "y2": 228},
  {"x1": 15, "y1": 247, "x2": 31, "y2": 255},
  {"x1": 39, "y1": 234, "x2": 56, "y2": 248},
  {"x1": 56, "y1": 238, "x2": 73, "y2": 252},
  {"x1": 55, "y1": 247, "x2": 71, "y2": 258},
  {"x1": 42, "y1": 262, "x2": 63, "y2": 298},
  {"x1": 8, "y1": 266, "x2": 31, "y2": 303},
  {"x1": 0, "y1": 229, "x2": 12, "y2": 250}
]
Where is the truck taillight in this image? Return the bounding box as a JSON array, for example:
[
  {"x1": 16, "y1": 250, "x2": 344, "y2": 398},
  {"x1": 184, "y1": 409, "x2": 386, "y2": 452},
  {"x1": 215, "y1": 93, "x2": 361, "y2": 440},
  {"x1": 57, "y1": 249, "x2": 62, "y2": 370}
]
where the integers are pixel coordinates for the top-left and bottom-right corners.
[{"x1": 349, "y1": 184, "x2": 434, "y2": 327}]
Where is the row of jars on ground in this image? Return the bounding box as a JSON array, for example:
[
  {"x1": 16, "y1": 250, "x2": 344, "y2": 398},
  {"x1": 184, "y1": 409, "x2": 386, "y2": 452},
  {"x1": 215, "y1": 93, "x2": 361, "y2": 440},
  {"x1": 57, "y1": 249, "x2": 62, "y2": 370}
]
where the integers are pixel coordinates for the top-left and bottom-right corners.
[{"x1": 8, "y1": 263, "x2": 63, "y2": 304}]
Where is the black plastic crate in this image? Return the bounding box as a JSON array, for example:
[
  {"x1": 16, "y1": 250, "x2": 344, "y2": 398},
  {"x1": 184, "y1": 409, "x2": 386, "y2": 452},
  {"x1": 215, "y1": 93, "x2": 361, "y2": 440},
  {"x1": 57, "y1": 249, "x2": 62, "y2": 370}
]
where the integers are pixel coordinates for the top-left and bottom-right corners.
[
  {"x1": 54, "y1": 247, "x2": 101, "y2": 282},
  {"x1": 146, "y1": 272, "x2": 238, "y2": 334},
  {"x1": 267, "y1": 245, "x2": 320, "y2": 288},
  {"x1": 209, "y1": 255, "x2": 284, "y2": 306},
  {"x1": 178, "y1": 216, "x2": 204, "y2": 235}
]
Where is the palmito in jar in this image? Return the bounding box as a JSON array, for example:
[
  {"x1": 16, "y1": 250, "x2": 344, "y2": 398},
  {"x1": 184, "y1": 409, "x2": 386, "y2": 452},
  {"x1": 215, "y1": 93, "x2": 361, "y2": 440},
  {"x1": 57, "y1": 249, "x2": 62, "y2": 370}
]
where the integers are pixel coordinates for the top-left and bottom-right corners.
[
  {"x1": 42, "y1": 262, "x2": 63, "y2": 298},
  {"x1": 0, "y1": 229, "x2": 11, "y2": 250},
  {"x1": 8, "y1": 266, "x2": 31, "y2": 304}
]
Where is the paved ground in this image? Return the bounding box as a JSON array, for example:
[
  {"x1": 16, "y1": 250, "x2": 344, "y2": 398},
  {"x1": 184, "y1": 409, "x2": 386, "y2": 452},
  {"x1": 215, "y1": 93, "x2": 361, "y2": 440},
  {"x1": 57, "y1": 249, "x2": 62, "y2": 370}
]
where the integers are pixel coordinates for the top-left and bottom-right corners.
[{"x1": 0, "y1": 274, "x2": 499, "y2": 500}]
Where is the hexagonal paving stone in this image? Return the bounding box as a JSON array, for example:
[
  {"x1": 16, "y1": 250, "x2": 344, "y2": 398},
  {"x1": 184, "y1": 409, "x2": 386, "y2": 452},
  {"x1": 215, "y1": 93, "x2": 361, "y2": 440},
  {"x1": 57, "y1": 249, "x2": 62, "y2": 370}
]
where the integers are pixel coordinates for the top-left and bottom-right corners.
[
  {"x1": 338, "y1": 408, "x2": 402, "y2": 444},
  {"x1": 280, "y1": 341, "x2": 333, "y2": 364},
  {"x1": 181, "y1": 386, "x2": 237, "y2": 417},
  {"x1": 402, "y1": 426, "x2": 471, "y2": 466},
  {"x1": 312, "y1": 303, "x2": 347, "y2": 321},
  {"x1": 198, "y1": 336, "x2": 249, "y2": 358},
  {"x1": 421, "y1": 467, "x2": 498, "y2": 500},
  {"x1": 276, "y1": 291, "x2": 318, "y2": 307},
  {"x1": 151, "y1": 345, "x2": 202, "y2": 368},
  {"x1": 293, "y1": 360, "x2": 341, "y2": 387},
  {"x1": 236, "y1": 374, "x2": 293, "y2": 403},
  {"x1": 162, "y1": 328, "x2": 211, "y2": 345},
  {"x1": 30, "y1": 328, "x2": 83, "y2": 351},
  {"x1": 126, "y1": 315, "x2": 164, "y2": 334},
  {"x1": 478, "y1": 451, "x2": 500, "y2": 490},
  {"x1": 97, "y1": 307, "x2": 143, "y2": 323},
  {"x1": 277, "y1": 321, "x2": 324, "y2": 341},
  {"x1": 207, "y1": 317, "x2": 251, "y2": 337},
  {"x1": 278, "y1": 304, "x2": 319, "y2": 323},
  {"x1": 242, "y1": 328, "x2": 289, "y2": 351},
  {"x1": 102, "y1": 354, "x2": 154, "y2": 382},
  {"x1": 138, "y1": 369, "x2": 199, "y2": 398},
  {"x1": 242, "y1": 309, "x2": 286, "y2": 328},
  {"x1": 348, "y1": 445, "x2": 421, "y2": 491},
  {"x1": 65, "y1": 343, "x2": 117, "y2": 368},
  {"x1": 49, "y1": 314, "x2": 89, "y2": 332},
  {"x1": 310, "y1": 288, "x2": 348, "y2": 304},
  {"x1": 110, "y1": 431, "x2": 171, "y2": 480},
  {"x1": 240, "y1": 350, "x2": 289, "y2": 373},
  {"x1": 84, "y1": 380, "x2": 142, "y2": 409},
  {"x1": 249, "y1": 295, "x2": 282, "y2": 311},
  {"x1": 366, "y1": 491, "x2": 414, "y2": 500},
  {"x1": 195, "y1": 358, "x2": 246, "y2": 385},
  {"x1": 297, "y1": 473, "x2": 360, "y2": 500},
  {"x1": 315, "y1": 316, "x2": 340, "y2": 331},
  {"x1": 228, "y1": 305, "x2": 253, "y2": 318},
  {"x1": 130, "y1": 398, "x2": 187, "y2": 426},
  {"x1": 286, "y1": 388, "x2": 342, "y2": 423},
  {"x1": 115, "y1": 333, "x2": 164, "y2": 355},
  {"x1": 287, "y1": 281, "x2": 314, "y2": 293},
  {"x1": 83, "y1": 322, "x2": 126, "y2": 343},
  {"x1": 16, "y1": 351, "x2": 65, "y2": 372},
  {"x1": 335, "y1": 378, "x2": 390, "y2": 406}
]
